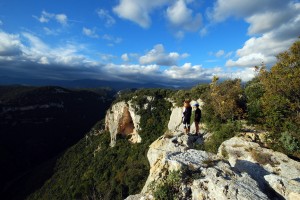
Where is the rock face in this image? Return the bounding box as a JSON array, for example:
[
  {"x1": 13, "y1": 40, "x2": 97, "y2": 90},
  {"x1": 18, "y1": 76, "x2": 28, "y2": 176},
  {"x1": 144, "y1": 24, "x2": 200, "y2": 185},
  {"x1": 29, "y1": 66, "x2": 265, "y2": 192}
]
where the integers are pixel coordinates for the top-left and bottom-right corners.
[
  {"x1": 218, "y1": 137, "x2": 300, "y2": 199},
  {"x1": 105, "y1": 101, "x2": 141, "y2": 147},
  {"x1": 137, "y1": 134, "x2": 268, "y2": 200}
]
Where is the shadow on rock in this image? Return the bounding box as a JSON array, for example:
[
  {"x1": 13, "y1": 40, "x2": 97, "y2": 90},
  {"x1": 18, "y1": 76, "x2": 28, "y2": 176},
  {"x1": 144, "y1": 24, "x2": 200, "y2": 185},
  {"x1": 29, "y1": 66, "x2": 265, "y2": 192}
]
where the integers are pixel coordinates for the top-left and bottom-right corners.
[{"x1": 235, "y1": 160, "x2": 284, "y2": 200}]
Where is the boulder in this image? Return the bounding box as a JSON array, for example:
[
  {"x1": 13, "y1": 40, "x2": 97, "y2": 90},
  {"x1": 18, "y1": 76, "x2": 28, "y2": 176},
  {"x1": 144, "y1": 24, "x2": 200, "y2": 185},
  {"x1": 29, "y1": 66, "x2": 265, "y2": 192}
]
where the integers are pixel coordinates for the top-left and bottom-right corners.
[{"x1": 218, "y1": 136, "x2": 300, "y2": 199}]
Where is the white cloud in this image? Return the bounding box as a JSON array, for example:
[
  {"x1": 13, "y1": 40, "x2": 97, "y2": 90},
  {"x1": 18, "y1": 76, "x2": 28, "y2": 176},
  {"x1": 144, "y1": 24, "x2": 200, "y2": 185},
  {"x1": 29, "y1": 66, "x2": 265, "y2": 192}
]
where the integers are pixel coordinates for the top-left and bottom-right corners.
[
  {"x1": 82, "y1": 27, "x2": 99, "y2": 38},
  {"x1": 166, "y1": 0, "x2": 202, "y2": 32},
  {"x1": 33, "y1": 11, "x2": 68, "y2": 26},
  {"x1": 39, "y1": 56, "x2": 49, "y2": 65},
  {"x1": 209, "y1": 0, "x2": 287, "y2": 22},
  {"x1": 99, "y1": 54, "x2": 117, "y2": 62},
  {"x1": 97, "y1": 9, "x2": 116, "y2": 27},
  {"x1": 0, "y1": 31, "x2": 23, "y2": 57},
  {"x1": 209, "y1": 0, "x2": 300, "y2": 68},
  {"x1": 121, "y1": 53, "x2": 129, "y2": 62},
  {"x1": 165, "y1": 63, "x2": 203, "y2": 79},
  {"x1": 219, "y1": 67, "x2": 256, "y2": 82},
  {"x1": 113, "y1": 0, "x2": 171, "y2": 28},
  {"x1": 226, "y1": 53, "x2": 272, "y2": 68},
  {"x1": 0, "y1": 20, "x2": 3, "y2": 26},
  {"x1": 55, "y1": 14, "x2": 68, "y2": 26},
  {"x1": 2, "y1": 31, "x2": 91, "y2": 67},
  {"x1": 22, "y1": 32, "x2": 49, "y2": 54},
  {"x1": 113, "y1": 0, "x2": 202, "y2": 37},
  {"x1": 105, "y1": 63, "x2": 160, "y2": 76},
  {"x1": 102, "y1": 34, "x2": 122, "y2": 46},
  {"x1": 215, "y1": 50, "x2": 224, "y2": 57},
  {"x1": 139, "y1": 44, "x2": 189, "y2": 66}
]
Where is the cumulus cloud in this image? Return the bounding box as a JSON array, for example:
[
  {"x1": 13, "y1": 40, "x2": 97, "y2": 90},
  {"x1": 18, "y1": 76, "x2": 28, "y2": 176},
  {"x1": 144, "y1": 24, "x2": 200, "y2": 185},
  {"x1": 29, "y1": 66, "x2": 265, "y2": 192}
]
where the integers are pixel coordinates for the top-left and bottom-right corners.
[
  {"x1": 113, "y1": 0, "x2": 170, "y2": 28},
  {"x1": 55, "y1": 14, "x2": 68, "y2": 25},
  {"x1": 209, "y1": 0, "x2": 300, "y2": 68},
  {"x1": 139, "y1": 44, "x2": 189, "y2": 66},
  {"x1": 121, "y1": 53, "x2": 129, "y2": 62},
  {"x1": 82, "y1": 27, "x2": 99, "y2": 38},
  {"x1": 0, "y1": 32, "x2": 23, "y2": 57},
  {"x1": 33, "y1": 11, "x2": 68, "y2": 26},
  {"x1": 97, "y1": 9, "x2": 116, "y2": 27},
  {"x1": 209, "y1": 0, "x2": 287, "y2": 22},
  {"x1": 113, "y1": 0, "x2": 202, "y2": 37},
  {"x1": 166, "y1": 0, "x2": 202, "y2": 32},
  {"x1": 103, "y1": 63, "x2": 213, "y2": 84}
]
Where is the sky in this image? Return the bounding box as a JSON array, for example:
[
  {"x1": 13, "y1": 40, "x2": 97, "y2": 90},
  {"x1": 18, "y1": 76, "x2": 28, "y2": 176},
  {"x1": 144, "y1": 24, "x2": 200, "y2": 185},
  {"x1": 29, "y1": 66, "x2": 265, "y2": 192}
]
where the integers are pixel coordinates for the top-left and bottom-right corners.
[{"x1": 0, "y1": 0, "x2": 299, "y2": 86}]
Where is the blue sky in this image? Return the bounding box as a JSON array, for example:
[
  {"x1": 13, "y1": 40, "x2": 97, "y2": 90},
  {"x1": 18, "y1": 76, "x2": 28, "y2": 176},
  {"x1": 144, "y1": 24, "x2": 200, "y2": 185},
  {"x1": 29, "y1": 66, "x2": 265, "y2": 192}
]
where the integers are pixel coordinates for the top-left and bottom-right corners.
[{"x1": 0, "y1": 0, "x2": 299, "y2": 85}]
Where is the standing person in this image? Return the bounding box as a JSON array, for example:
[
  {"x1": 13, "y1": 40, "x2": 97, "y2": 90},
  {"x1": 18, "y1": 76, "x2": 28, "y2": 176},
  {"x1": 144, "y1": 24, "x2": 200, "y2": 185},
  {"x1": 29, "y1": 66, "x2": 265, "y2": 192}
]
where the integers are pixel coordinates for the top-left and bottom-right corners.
[
  {"x1": 194, "y1": 103, "x2": 201, "y2": 135},
  {"x1": 182, "y1": 100, "x2": 192, "y2": 135}
]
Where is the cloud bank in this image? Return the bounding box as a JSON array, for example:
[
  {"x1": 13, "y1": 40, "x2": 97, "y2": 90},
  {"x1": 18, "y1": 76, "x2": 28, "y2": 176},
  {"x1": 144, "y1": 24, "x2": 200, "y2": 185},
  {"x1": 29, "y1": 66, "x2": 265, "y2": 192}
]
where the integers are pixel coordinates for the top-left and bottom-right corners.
[{"x1": 0, "y1": 30, "x2": 255, "y2": 84}]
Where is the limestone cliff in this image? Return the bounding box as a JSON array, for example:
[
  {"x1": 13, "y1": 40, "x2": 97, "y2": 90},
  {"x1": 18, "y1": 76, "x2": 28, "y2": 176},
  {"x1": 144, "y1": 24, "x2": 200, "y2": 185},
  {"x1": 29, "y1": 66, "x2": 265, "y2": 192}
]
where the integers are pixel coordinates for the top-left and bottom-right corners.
[
  {"x1": 125, "y1": 99, "x2": 300, "y2": 200},
  {"x1": 105, "y1": 101, "x2": 141, "y2": 147}
]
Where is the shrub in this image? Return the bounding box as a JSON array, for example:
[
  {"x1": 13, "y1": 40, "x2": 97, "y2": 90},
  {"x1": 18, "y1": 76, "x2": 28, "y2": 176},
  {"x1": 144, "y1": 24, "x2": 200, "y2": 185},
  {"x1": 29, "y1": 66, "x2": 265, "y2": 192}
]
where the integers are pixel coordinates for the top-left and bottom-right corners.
[
  {"x1": 152, "y1": 171, "x2": 181, "y2": 200},
  {"x1": 204, "y1": 121, "x2": 241, "y2": 153},
  {"x1": 279, "y1": 131, "x2": 300, "y2": 154}
]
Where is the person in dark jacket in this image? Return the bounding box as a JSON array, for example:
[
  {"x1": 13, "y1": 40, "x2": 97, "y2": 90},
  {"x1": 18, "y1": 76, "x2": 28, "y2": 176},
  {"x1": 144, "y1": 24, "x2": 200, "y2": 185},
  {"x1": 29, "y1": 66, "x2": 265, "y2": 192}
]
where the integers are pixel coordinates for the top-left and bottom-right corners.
[
  {"x1": 183, "y1": 100, "x2": 192, "y2": 134},
  {"x1": 194, "y1": 103, "x2": 201, "y2": 135}
]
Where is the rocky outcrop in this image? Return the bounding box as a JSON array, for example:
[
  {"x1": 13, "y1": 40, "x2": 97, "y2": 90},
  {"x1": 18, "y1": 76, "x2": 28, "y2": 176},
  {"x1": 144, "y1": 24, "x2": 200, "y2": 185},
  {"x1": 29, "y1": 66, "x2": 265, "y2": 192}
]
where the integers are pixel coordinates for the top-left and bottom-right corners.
[
  {"x1": 105, "y1": 101, "x2": 141, "y2": 147},
  {"x1": 136, "y1": 134, "x2": 268, "y2": 200},
  {"x1": 218, "y1": 137, "x2": 300, "y2": 199},
  {"x1": 115, "y1": 97, "x2": 300, "y2": 199}
]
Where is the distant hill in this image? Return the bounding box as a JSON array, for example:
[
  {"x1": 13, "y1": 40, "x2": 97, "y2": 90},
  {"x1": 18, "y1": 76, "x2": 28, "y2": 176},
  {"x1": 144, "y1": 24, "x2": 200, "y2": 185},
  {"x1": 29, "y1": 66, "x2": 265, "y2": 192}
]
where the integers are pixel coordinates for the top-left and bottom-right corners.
[
  {"x1": 0, "y1": 85, "x2": 115, "y2": 200},
  {"x1": 0, "y1": 76, "x2": 195, "y2": 90}
]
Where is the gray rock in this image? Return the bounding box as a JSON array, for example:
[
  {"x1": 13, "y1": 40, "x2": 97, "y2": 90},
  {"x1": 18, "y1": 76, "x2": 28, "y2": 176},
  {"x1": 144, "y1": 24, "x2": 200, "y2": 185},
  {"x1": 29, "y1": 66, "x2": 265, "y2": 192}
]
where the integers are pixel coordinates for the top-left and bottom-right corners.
[{"x1": 218, "y1": 137, "x2": 300, "y2": 199}]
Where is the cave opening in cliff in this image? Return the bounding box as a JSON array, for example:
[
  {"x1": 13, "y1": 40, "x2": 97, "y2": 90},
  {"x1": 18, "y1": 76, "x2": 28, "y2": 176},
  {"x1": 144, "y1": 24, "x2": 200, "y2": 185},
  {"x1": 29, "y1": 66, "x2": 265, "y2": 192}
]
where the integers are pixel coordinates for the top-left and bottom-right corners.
[{"x1": 119, "y1": 107, "x2": 134, "y2": 136}]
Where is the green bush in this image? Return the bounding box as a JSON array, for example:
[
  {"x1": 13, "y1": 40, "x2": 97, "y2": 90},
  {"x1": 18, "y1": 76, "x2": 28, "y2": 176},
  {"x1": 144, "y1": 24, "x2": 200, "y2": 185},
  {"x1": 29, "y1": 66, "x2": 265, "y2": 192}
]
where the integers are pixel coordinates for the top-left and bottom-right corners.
[
  {"x1": 152, "y1": 171, "x2": 181, "y2": 200},
  {"x1": 279, "y1": 131, "x2": 300, "y2": 154},
  {"x1": 244, "y1": 77, "x2": 265, "y2": 125},
  {"x1": 204, "y1": 121, "x2": 241, "y2": 153}
]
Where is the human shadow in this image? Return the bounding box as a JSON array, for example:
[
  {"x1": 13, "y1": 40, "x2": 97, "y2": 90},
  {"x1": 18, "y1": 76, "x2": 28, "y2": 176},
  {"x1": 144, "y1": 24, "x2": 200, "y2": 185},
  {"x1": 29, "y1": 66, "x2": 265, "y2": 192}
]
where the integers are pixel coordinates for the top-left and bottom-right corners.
[{"x1": 234, "y1": 160, "x2": 284, "y2": 200}]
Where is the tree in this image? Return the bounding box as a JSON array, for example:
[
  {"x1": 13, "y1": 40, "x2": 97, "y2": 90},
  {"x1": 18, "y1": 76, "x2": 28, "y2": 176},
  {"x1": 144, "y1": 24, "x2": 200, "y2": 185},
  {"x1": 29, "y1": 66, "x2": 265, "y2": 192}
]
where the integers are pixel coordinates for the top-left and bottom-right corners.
[
  {"x1": 258, "y1": 40, "x2": 300, "y2": 132},
  {"x1": 208, "y1": 77, "x2": 245, "y2": 122},
  {"x1": 253, "y1": 40, "x2": 300, "y2": 157},
  {"x1": 245, "y1": 77, "x2": 265, "y2": 125}
]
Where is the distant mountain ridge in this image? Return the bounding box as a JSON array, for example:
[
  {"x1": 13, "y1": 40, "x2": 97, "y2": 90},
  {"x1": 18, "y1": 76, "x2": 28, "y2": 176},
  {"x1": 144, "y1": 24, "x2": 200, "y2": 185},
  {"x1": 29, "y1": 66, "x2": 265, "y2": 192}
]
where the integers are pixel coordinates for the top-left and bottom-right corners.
[{"x1": 0, "y1": 76, "x2": 208, "y2": 90}]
